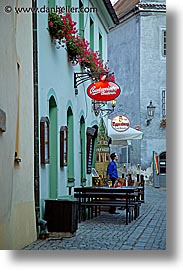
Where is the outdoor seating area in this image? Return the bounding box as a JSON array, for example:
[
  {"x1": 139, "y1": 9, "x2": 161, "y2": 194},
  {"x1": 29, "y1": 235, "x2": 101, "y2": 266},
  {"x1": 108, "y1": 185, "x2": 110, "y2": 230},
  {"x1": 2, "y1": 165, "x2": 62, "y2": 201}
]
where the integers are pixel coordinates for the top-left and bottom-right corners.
[{"x1": 74, "y1": 186, "x2": 144, "y2": 225}]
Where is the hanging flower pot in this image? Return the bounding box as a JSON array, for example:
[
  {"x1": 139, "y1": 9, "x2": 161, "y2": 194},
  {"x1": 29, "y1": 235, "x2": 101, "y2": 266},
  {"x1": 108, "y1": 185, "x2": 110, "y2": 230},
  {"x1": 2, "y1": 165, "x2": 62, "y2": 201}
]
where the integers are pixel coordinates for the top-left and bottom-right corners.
[
  {"x1": 47, "y1": 12, "x2": 110, "y2": 74},
  {"x1": 48, "y1": 12, "x2": 77, "y2": 44}
]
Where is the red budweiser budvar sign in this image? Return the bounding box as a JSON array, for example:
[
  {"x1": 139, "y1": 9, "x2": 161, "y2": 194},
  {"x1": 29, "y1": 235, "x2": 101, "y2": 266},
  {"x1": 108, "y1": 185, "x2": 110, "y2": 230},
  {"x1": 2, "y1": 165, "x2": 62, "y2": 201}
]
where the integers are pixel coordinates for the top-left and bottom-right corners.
[{"x1": 87, "y1": 80, "x2": 121, "y2": 101}]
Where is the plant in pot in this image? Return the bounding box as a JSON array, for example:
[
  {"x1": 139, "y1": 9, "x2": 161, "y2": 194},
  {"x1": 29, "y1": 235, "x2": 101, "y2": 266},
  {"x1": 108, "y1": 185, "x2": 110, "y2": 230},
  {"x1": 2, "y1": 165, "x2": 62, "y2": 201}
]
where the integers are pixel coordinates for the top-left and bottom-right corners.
[
  {"x1": 48, "y1": 12, "x2": 77, "y2": 45},
  {"x1": 160, "y1": 117, "x2": 166, "y2": 128},
  {"x1": 48, "y1": 12, "x2": 110, "y2": 74}
]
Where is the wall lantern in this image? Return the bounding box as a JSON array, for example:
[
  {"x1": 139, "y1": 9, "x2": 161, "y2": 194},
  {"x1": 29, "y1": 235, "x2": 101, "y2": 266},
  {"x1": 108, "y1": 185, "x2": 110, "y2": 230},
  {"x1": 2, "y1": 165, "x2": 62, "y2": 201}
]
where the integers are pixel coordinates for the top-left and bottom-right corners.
[
  {"x1": 92, "y1": 99, "x2": 117, "y2": 117},
  {"x1": 146, "y1": 100, "x2": 156, "y2": 126}
]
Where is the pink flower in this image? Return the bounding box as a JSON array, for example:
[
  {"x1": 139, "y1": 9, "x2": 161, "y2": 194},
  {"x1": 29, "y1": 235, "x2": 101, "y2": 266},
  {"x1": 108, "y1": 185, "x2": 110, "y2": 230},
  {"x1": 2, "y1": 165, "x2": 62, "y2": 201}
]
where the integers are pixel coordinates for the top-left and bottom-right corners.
[{"x1": 49, "y1": 22, "x2": 54, "y2": 27}]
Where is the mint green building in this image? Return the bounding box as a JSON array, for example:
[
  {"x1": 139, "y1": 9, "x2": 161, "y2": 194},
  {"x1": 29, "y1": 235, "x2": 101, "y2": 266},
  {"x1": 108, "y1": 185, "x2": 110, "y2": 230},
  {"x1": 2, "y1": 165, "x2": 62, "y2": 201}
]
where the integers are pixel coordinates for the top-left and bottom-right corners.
[{"x1": 36, "y1": 0, "x2": 118, "y2": 220}]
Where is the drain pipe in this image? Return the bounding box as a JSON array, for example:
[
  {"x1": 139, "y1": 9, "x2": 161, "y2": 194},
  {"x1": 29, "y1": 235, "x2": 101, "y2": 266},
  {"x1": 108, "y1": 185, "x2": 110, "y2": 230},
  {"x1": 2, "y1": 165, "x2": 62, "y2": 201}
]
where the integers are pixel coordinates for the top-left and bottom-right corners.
[{"x1": 32, "y1": 0, "x2": 40, "y2": 234}]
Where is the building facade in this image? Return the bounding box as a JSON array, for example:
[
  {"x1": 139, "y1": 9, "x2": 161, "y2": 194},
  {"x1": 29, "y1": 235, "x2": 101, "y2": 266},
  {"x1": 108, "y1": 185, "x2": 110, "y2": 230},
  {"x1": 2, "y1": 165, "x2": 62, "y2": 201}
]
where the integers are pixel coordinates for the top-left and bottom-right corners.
[
  {"x1": 0, "y1": 0, "x2": 37, "y2": 249},
  {"x1": 36, "y1": 0, "x2": 118, "y2": 220},
  {"x1": 108, "y1": 0, "x2": 166, "y2": 185}
]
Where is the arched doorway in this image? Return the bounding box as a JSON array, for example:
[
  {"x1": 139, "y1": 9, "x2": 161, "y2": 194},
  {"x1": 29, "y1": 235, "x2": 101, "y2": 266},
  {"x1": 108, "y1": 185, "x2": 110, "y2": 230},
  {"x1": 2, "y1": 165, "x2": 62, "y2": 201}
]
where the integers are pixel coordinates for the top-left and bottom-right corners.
[
  {"x1": 67, "y1": 107, "x2": 74, "y2": 194},
  {"x1": 49, "y1": 96, "x2": 58, "y2": 199}
]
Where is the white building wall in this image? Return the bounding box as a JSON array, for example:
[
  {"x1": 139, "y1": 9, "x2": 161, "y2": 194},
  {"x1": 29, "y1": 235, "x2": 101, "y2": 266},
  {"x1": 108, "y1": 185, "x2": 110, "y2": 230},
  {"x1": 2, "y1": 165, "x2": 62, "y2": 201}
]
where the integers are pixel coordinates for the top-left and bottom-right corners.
[{"x1": 0, "y1": 0, "x2": 36, "y2": 249}]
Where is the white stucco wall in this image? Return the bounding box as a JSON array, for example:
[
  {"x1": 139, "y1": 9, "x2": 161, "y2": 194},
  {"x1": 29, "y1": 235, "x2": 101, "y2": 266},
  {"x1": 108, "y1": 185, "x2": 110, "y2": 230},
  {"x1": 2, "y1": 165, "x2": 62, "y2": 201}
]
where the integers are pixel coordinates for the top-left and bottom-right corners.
[{"x1": 0, "y1": 0, "x2": 36, "y2": 249}]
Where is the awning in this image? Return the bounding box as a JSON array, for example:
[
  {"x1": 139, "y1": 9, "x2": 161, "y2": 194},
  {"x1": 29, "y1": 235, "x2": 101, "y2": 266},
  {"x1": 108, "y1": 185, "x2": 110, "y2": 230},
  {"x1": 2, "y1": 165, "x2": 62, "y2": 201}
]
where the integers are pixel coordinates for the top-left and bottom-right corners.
[{"x1": 108, "y1": 119, "x2": 143, "y2": 145}]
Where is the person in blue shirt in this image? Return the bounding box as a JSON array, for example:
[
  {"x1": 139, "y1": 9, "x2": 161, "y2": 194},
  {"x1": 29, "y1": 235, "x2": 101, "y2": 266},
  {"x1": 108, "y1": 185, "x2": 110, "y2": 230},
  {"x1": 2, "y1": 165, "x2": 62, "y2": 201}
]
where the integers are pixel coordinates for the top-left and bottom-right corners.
[
  {"x1": 107, "y1": 152, "x2": 118, "y2": 187},
  {"x1": 107, "y1": 152, "x2": 119, "y2": 214}
]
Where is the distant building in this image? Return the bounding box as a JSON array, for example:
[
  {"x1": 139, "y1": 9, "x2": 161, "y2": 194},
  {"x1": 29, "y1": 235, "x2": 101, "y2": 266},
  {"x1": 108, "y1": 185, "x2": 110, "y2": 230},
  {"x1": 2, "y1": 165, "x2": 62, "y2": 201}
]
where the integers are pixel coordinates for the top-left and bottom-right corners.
[{"x1": 108, "y1": 0, "x2": 166, "y2": 186}]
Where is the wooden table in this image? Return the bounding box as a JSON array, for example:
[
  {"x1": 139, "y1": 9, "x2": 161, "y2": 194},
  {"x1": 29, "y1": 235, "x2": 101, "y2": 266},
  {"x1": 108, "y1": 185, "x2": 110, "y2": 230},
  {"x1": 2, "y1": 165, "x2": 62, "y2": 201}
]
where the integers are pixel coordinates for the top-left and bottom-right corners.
[{"x1": 74, "y1": 186, "x2": 142, "y2": 225}]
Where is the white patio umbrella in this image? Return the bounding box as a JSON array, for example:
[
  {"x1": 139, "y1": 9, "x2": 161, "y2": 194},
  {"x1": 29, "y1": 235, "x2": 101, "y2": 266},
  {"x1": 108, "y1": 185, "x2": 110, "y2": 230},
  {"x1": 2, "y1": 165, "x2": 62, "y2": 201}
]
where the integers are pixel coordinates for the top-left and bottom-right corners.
[
  {"x1": 108, "y1": 119, "x2": 143, "y2": 175},
  {"x1": 108, "y1": 119, "x2": 143, "y2": 143}
]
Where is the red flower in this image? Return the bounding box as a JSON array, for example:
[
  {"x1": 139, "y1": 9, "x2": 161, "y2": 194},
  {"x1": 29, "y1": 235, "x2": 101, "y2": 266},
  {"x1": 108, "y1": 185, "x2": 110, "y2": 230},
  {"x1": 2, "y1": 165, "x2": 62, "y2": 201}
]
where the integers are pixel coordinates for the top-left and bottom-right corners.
[{"x1": 48, "y1": 12, "x2": 112, "y2": 74}]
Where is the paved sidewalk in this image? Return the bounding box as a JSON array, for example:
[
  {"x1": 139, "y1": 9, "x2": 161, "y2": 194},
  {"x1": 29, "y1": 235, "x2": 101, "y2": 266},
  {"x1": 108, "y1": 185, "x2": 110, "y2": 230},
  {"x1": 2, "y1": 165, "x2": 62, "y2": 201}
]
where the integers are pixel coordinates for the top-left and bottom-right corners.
[{"x1": 24, "y1": 185, "x2": 166, "y2": 250}]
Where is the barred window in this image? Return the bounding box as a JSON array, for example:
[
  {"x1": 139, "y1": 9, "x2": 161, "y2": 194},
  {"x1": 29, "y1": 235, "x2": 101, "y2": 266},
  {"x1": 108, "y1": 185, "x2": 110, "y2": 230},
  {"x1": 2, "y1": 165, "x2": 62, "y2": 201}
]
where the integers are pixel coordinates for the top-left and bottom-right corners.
[
  {"x1": 162, "y1": 30, "x2": 166, "y2": 57},
  {"x1": 161, "y1": 89, "x2": 166, "y2": 117}
]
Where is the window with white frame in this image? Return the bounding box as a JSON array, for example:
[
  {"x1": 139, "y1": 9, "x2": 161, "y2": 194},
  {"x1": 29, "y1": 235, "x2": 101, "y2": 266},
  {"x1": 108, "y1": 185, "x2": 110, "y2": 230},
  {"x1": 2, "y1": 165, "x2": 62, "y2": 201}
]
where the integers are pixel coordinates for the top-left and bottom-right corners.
[{"x1": 161, "y1": 89, "x2": 166, "y2": 117}]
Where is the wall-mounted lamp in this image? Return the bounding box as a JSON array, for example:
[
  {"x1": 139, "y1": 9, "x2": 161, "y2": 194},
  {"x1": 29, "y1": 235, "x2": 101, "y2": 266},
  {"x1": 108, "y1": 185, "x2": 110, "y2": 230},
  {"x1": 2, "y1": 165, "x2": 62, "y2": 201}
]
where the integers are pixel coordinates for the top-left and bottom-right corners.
[
  {"x1": 92, "y1": 100, "x2": 117, "y2": 117},
  {"x1": 146, "y1": 100, "x2": 156, "y2": 126}
]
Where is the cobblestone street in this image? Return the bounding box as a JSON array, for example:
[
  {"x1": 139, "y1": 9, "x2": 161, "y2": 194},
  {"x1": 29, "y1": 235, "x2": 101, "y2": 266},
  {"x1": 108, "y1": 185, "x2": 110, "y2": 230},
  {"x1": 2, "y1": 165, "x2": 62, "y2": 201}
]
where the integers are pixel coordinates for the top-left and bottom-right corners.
[{"x1": 24, "y1": 185, "x2": 166, "y2": 250}]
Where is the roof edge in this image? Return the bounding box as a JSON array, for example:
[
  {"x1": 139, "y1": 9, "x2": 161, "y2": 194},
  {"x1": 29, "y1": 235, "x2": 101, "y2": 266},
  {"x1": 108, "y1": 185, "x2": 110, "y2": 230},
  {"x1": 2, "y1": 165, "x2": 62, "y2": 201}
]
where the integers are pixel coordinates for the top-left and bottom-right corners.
[{"x1": 103, "y1": 0, "x2": 119, "y2": 25}]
